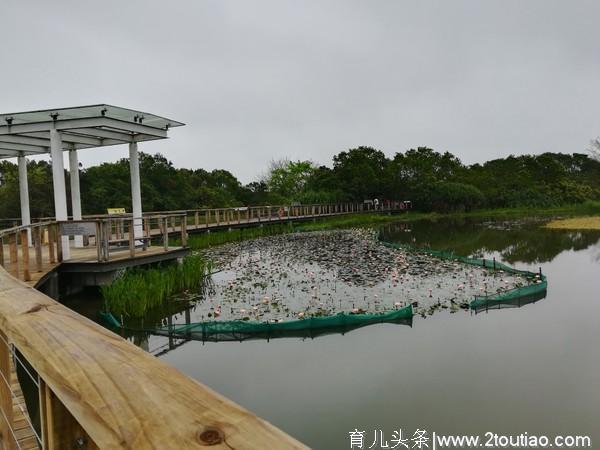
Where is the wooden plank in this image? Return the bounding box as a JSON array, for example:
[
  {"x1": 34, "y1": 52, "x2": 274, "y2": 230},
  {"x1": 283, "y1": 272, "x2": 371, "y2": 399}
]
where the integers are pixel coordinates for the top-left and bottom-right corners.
[
  {"x1": 34, "y1": 227, "x2": 43, "y2": 273},
  {"x1": 20, "y1": 230, "x2": 30, "y2": 282},
  {"x1": 41, "y1": 381, "x2": 98, "y2": 450}
]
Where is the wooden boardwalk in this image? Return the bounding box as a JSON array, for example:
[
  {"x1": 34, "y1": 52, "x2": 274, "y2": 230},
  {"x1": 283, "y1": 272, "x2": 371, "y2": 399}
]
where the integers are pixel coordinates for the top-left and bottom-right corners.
[
  {"x1": 1, "y1": 205, "x2": 405, "y2": 288},
  {"x1": 0, "y1": 243, "x2": 185, "y2": 288}
]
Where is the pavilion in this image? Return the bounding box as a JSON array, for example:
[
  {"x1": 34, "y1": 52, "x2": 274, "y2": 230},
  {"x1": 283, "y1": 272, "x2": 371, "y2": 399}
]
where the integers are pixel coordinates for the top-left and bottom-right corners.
[{"x1": 0, "y1": 104, "x2": 184, "y2": 260}]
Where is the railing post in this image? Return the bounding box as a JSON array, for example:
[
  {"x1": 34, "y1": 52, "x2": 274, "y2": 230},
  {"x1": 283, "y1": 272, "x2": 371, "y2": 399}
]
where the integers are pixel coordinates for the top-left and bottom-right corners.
[
  {"x1": 205, "y1": 210, "x2": 209, "y2": 228},
  {"x1": 0, "y1": 330, "x2": 14, "y2": 450},
  {"x1": 20, "y1": 229, "x2": 31, "y2": 282},
  {"x1": 48, "y1": 225, "x2": 56, "y2": 264},
  {"x1": 8, "y1": 233, "x2": 18, "y2": 277},
  {"x1": 95, "y1": 222, "x2": 102, "y2": 262},
  {"x1": 163, "y1": 217, "x2": 169, "y2": 251},
  {"x1": 181, "y1": 216, "x2": 188, "y2": 246},
  {"x1": 129, "y1": 219, "x2": 135, "y2": 258},
  {"x1": 195, "y1": 211, "x2": 199, "y2": 228},
  {"x1": 39, "y1": 380, "x2": 95, "y2": 449},
  {"x1": 56, "y1": 224, "x2": 63, "y2": 263},
  {"x1": 103, "y1": 221, "x2": 110, "y2": 262}
]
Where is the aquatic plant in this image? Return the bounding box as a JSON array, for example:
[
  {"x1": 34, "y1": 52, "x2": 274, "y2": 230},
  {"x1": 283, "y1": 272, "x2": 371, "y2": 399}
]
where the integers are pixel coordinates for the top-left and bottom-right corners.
[{"x1": 101, "y1": 255, "x2": 213, "y2": 318}]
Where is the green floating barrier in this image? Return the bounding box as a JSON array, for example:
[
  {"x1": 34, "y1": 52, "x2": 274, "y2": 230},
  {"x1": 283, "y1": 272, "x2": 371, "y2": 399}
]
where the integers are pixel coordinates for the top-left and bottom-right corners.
[
  {"x1": 377, "y1": 238, "x2": 548, "y2": 311},
  {"x1": 101, "y1": 306, "x2": 413, "y2": 342},
  {"x1": 101, "y1": 234, "x2": 547, "y2": 341}
]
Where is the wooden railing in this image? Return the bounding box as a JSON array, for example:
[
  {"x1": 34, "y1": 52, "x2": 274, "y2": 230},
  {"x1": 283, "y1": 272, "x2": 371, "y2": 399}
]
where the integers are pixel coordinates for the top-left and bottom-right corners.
[
  {"x1": 0, "y1": 266, "x2": 306, "y2": 449},
  {"x1": 0, "y1": 202, "x2": 411, "y2": 283},
  {"x1": 2, "y1": 200, "x2": 411, "y2": 229},
  {"x1": 0, "y1": 213, "x2": 189, "y2": 283}
]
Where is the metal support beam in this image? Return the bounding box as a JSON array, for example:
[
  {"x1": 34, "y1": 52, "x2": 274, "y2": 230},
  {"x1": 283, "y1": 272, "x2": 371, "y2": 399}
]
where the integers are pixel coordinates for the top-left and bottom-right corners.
[
  {"x1": 0, "y1": 140, "x2": 47, "y2": 153},
  {"x1": 0, "y1": 117, "x2": 167, "y2": 138},
  {"x1": 129, "y1": 142, "x2": 143, "y2": 239},
  {"x1": 17, "y1": 153, "x2": 32, "y2": 246},
  {"x1": 69, "y1": 127, "x2": 133, "y2": 142},
  {"x1": 69, "y1": 150, "x2": 83, "y2": 248},
  {"x1": 27, "y1": 131, "x2": 102, "y2": 146},
  {"x1": 50, "y1": 129, "x2": 70, "y2": 260}
]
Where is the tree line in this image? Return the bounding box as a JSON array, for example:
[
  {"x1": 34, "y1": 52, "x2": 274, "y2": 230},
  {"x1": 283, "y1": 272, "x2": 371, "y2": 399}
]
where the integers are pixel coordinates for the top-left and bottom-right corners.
[{"x1": 1, "y1": 147, "x2": 599, "y2": 218}]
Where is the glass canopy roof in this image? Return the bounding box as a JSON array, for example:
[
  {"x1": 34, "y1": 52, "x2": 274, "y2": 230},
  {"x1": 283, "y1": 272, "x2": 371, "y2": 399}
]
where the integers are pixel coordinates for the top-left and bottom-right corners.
[
  {"x1": 1, "y1": 104, "x2": 184, "y2": 129},
  {"x1": 0, "y1": 104, "x2": 184, "y2": 159}
]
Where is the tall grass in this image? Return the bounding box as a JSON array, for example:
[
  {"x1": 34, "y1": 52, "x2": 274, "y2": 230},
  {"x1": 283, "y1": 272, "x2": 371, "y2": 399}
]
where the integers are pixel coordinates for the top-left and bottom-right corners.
[{"x1": 101, "y1": 255, "x2": 213, "y2": 318}]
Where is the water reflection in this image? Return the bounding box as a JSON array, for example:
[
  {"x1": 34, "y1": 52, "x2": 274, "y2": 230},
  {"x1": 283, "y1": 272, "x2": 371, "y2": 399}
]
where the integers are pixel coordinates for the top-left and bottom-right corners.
[
  {"x1": 470, "y1": 286, "x2": 547, "y2": 314},
  {"x1": 119, "y1": 304, "x2": 413, "y2": 356},
  {"x1": 380, "y1": 217, "x2": 600, "y2": 264}
]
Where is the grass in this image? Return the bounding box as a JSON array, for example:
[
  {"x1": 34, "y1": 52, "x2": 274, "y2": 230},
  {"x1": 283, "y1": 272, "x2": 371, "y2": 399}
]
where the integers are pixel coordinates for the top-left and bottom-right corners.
[
  {"x1": 544, "y1": 216, "x2": 600, "y2": 230},
  {"x1": 101, "y1": 255, "x2": 213, "y2": 318}
]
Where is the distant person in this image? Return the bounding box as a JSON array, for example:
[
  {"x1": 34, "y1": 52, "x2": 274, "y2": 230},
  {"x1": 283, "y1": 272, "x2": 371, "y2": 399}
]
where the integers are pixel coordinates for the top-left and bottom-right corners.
[
  {"x1": 374, "y1": 198, "x2": 379, "y2": 210},
  {"x1": 278, "y1": 207, "x2": 285, "y2": 219}
]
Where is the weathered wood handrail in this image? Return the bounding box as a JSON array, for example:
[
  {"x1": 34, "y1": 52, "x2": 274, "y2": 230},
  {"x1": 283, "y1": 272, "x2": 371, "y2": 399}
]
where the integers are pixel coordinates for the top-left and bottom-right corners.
[{"x1": 0, "y1": 266, "x2": 306, "y2": 449}]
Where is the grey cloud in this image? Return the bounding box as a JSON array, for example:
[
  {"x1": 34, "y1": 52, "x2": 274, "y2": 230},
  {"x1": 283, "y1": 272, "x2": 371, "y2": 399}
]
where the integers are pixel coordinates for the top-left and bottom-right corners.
[{"x1": 1, "y1": 0, "x2": 599, "y2": 182}]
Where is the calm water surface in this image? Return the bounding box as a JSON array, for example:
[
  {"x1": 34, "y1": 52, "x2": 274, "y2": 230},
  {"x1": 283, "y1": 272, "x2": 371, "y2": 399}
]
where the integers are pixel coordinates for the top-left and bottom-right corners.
[{"x1": 71, "y1": 217, "x2": 600, "y2": 449}]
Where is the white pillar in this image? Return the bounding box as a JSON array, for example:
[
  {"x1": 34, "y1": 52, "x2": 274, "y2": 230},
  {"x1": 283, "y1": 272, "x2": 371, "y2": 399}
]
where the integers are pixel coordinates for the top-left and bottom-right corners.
[
  {"x1": 17, "y1": 153, "x2": 32, "y2": 246},
  {"x1": 129, "y1": 142, "x2": 143, "y2": 238},
  {"x1": 69, "y1": 149, "x2": 83, "y2": 248},
  {"x1": 50, "y1": 129, "x2": 70, "y2": 260}
]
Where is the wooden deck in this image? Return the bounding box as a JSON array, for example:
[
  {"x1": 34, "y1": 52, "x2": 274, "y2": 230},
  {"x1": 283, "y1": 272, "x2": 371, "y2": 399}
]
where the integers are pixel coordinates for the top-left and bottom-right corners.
[{"x1": 0, "y1": 243, "x2": 184, "y2": 288}]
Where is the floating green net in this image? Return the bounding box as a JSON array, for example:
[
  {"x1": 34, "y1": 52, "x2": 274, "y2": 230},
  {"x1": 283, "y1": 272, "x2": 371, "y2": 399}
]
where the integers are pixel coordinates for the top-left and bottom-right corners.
[
  {"x1": 154, "y1": 306, "x2": 413, "y2": 341},
  {"x1": 101, "y1": 307, "x2": 414, "y2": 342},
  {"x1": 101, "y1": 234, "x2": 547, "y2": 340},
  {"x1": 378, "y1": 239, "x2": 548, "y2": 311}
]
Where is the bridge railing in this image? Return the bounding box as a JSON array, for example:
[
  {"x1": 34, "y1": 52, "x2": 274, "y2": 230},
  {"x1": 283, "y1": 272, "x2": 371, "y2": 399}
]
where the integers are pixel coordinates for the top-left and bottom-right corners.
[
  {"x1": 0, "y1": 202, "x2": 411, "y2": 282},
  {"x1": 0, "y1": 266, "x2": 306, "y2": 449},
  {"x1": 0, "y1": 213, "x2": 189, "y2": 283},
  {"x1": 3, "y1": 200, "x2": 411, "y2": 229}
]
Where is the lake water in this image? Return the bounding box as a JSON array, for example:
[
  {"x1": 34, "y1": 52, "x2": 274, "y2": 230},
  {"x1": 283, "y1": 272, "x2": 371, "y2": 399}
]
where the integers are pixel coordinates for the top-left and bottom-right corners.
[{"x1": 70, "y1": 216, "x2": 600, "y2": 449}]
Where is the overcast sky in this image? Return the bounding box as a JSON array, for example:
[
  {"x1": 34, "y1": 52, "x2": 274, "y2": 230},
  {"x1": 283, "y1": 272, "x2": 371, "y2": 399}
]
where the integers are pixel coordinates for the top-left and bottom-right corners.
[{"x1": 1, "y1": 1, "x2": 599, "y2": 183}]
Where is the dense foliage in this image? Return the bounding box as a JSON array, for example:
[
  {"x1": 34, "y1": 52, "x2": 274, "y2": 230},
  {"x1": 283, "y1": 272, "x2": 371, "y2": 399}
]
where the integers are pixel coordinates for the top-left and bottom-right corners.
[{"x1": 1, "y1": 147, "x2": 600, "y2": 217}]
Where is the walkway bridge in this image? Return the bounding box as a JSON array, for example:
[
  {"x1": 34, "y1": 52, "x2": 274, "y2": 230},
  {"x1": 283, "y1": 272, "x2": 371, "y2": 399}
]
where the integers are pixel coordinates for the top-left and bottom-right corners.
[
  {"x1": 0, "y1": 104, "x2": 409, "y2": 447},
  {"x1": 0, "y1": 201, "x2": 407, "y2": 448}
]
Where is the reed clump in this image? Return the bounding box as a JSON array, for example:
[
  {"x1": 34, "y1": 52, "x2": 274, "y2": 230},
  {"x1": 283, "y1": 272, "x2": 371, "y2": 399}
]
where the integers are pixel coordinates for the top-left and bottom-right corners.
[{"x1": 101, "y1": 255, "x2": 213, "y2": 318}]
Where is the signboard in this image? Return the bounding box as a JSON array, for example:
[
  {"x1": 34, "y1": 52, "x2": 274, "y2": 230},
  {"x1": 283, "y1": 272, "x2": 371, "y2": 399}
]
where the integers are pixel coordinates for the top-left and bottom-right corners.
[
  {"x1": 60, "y1": 222, "x2": 97, "y2": 236},
  {"x1": 107, "y1": 208, "x2": 126, "y2": 214}
]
